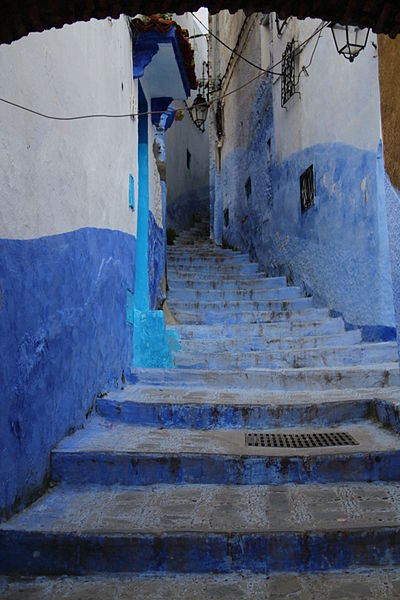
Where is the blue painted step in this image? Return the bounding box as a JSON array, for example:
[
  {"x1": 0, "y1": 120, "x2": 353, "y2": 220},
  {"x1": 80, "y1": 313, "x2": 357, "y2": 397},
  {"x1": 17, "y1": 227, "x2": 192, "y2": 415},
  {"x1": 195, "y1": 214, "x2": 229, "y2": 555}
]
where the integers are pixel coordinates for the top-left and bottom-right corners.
[
  {"x1": 174, "y1": 342, "x2": 399, "y2": 370},
  {"x1": 128, "y1": 364, "x2": 400, "y2": 390},
  {"x1": 168, "y1": 276, "x2": 287, "y2": 290},
  {"x1": 51, "y1": 419, "x2": 400, "y2": 486},
  {"x1": 168, "y1": 286, "x2": 302, "y2": 301},
  {"x1": 168, "y1": 318, "x2": 346, "y2": 339},
  {"x1": 97, "y1": 385, "x2": 391, "y2": 429},
  {"x1": 173, "y1": 307, "x2": 330, "y2": 325},
  {"x1": 168, "y1": 297, "x2": 313, "y2": 313},
  {"x1": 179, "y1": 330, "x2": 362, "y2": 353},
  {"x1": 3, "y1": 483, "x2": 400, "y2": 575}
]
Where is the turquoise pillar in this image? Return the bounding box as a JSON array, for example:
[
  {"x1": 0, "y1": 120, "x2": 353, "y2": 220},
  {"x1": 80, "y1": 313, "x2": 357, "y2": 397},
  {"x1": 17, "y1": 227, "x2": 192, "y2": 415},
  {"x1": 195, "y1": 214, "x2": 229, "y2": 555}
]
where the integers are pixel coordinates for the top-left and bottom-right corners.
[
  {"x1": 133, "y1": 83, "x2": 180, "y2": 368},
  {"x1": 135, "y1": 83, "x2": 150, "y2": 311}
]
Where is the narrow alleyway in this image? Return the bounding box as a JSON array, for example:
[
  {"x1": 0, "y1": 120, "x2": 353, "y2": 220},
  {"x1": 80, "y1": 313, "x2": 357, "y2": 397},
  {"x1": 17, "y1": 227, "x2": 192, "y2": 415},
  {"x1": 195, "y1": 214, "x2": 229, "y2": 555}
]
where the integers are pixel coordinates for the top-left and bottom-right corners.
[{"x1": 2, "y1": 222, "x2": 400, "y2": 596}]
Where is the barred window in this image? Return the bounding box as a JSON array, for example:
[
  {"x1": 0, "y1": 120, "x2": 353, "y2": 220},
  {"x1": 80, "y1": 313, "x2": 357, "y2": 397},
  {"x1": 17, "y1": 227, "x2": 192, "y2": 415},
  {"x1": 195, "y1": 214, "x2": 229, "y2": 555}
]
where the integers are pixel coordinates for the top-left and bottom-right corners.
[{"x1": 281, "y1": 40, "x2": 296, "y2": 107}]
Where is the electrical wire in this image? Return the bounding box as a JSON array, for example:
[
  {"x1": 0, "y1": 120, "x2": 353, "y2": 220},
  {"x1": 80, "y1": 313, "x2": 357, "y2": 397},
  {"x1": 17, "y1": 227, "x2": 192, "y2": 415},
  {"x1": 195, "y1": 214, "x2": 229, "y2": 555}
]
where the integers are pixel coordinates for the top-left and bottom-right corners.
[
  {"x1": 295, "y1": 25, "x2": 325, "y2": 86},
  {"x1": 0, "y1": 18, "x2": 331, "y2": 122},
  {"x1": 191, "y1": 11, "x2": 281, "y2": 76}
]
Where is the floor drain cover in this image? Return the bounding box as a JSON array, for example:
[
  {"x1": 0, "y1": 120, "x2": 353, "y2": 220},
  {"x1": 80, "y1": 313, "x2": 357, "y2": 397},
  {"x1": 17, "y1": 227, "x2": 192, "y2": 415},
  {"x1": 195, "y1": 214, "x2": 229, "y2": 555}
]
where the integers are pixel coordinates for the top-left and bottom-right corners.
[{"x1": 245, "y1": 431, "x2": 359, "y2": 448}]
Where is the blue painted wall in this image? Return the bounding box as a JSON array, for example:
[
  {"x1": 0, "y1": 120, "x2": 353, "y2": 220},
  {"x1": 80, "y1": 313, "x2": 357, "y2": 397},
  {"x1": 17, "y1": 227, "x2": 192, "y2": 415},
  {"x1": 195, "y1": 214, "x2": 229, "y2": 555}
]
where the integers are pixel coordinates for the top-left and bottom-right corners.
[
  {"x1": 220, "y1": 76, "x2": 396, "y2": 338},
  {"x1": 166, "y1": 186, "x2": 210, "y2": 234},
  {"x1": 0, "y1": 228, "x2": 135, "y2": 521},
  {"x1": 385, "y1": 172, "x2": 400, "y2": 355}
]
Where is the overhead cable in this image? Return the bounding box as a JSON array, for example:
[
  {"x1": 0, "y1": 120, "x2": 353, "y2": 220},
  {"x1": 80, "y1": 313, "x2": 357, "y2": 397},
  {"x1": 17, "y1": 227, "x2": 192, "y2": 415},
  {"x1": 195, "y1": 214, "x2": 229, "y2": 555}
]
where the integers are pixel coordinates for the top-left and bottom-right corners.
[{"x1": 0, "y1": 17, "x2": 330, "y2": 122}]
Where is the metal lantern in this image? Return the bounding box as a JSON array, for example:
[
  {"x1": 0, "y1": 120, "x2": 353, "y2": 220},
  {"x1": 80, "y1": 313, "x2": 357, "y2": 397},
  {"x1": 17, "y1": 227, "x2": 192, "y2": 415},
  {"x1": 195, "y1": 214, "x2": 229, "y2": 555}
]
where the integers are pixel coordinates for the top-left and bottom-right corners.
[
  {"x1": 191, "y1": 93, "x2": 209, "y2": 130},
  {"x1": 330, "y1": 24, "x2": 370, "y2": 62}
]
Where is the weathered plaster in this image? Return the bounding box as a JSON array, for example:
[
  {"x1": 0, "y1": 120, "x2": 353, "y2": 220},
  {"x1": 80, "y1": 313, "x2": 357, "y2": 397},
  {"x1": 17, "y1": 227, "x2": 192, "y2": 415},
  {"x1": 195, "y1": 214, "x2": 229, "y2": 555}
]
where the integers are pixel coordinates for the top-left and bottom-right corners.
[
  {"x1": 0, "y1": 17, "x2": 138, "y2": 240},
  {"x1": 0, "y1": 229, "x2": 135, "y2": 521},
  {"x1": 209, "y1": 13, "x2": 395, "y2": 336},
  {"x1": 271, "y1": 19, "x2": 381, "y2": 164},
  {"x1": 165, "y1": 11, "x2": 210, "y2": 234}
]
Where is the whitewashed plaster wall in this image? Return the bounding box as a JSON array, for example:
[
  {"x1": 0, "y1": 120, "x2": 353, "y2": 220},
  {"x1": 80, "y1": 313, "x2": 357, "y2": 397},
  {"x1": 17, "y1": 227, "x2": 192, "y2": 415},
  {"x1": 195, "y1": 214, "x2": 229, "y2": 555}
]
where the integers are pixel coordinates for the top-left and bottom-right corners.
[
  {"x1": 165, "y1": 9, "x2": 210, "y2": 233},
  {"x1": 208, "y1": 10, "x2": 395, "y2": 334},
  {"x1": 270, "y1": 17, "x2": 382, "y2": 163},
  {"x1": 0, "y1": 16, "x2": 138, "y2": 240}
]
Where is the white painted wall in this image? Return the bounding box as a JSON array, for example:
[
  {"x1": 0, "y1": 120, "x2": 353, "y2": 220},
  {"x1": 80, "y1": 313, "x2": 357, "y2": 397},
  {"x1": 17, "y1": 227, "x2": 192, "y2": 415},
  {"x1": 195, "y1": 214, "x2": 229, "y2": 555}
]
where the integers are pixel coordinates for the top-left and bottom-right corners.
[
  {"x1": 0, "y1": 17, "x2": 138, "y2": 240},
  {"x1": 165, "y1": 9, "x2": 210, "y2": 232},
  {"x1": 269, "y1": 17, "x2": 381, "y2": 163}
]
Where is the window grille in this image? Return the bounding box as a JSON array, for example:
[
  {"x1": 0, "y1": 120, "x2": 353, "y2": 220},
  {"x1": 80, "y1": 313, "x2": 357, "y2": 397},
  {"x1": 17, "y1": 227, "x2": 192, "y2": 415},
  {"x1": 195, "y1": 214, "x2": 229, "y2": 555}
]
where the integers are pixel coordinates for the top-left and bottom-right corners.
[{"x1": 281, "y1": 40, "x2": 296, "y2": 107}]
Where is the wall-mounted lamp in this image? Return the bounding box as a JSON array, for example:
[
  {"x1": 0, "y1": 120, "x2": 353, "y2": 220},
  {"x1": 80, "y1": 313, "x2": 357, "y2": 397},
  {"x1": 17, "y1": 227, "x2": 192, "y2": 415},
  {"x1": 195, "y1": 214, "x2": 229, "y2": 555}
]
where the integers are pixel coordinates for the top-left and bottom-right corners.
[
  {"x1": 190, "y1": 61, "x2": 211, "y2": 132},
  {"x1": 190, "y1": 93, "x2": 209, "y2": 131},
  {"x1": 330, "y1": 24, "x2": 370, "y2": 62}
]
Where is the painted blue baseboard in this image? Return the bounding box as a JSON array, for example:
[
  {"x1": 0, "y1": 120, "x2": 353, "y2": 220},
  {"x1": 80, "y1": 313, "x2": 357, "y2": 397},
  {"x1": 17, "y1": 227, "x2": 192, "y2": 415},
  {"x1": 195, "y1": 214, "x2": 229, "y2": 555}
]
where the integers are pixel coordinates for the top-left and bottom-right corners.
[{"x1": 0, "y1": 227, "x2": 135, "y2": 521}]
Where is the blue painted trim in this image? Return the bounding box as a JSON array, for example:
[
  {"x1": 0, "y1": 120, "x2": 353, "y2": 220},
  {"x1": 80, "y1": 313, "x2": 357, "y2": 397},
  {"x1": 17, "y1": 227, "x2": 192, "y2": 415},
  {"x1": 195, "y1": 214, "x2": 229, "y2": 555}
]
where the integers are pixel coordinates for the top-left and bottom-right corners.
[
  {"x1": 97, "y1": 396, "x2": 370, "y2": 430},
  {"x1": 164, "y1": 105, "x2": 176, "y2": 130},
  {"x1": 132, "y1": 25, "x2": 191, "y2": 97},
  {"x1": 151, "y1": 97, "x2": 173, "y2": 125},
  {"x1": 329, "y1": 310, "x2": 397, "y2": 342},
  {"x1": 128, "y1": 173, "x2": 135, "y2": 210},
  {"x1": 2, "y1": 528, "x2": 400, "y2": 575},
  {"x1": 134, "y1": 83, "x2": 149, "y2": 312},
  {"x1": 52, "y1": 449, "x2": 400, "y2": 486}
]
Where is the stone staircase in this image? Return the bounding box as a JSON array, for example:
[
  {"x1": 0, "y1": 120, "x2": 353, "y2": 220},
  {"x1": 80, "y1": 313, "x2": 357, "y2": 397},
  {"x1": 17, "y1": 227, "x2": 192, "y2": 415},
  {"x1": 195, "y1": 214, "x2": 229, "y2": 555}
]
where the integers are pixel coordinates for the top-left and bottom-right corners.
[{"x1": 2, "y1": 220, "x2": 400, "y2": 598}]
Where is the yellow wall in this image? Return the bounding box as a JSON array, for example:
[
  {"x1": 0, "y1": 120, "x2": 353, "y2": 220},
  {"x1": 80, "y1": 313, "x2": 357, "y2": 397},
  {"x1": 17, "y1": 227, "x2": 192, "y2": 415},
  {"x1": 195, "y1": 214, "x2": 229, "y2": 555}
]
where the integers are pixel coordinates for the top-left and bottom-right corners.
[{"x1": 379, "y1": 34, "x2": 400, "y2": 189}]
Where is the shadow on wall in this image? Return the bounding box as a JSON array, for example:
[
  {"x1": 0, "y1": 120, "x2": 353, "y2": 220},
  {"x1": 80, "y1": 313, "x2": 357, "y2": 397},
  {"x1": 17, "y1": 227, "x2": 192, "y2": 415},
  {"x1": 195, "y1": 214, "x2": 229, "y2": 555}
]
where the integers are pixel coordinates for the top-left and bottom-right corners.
[{"x1": 166, "y1": 188, "x2": 210, "y2": 234}]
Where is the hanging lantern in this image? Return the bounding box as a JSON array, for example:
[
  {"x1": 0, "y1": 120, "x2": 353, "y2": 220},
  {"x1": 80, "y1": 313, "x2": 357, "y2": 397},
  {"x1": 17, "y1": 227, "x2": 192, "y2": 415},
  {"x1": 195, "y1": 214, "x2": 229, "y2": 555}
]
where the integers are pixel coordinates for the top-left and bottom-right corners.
[
  {"x1": 330, "y1": 24, "x2": 370, "y2": 62},
  {"x1": 190, "y1": 93, "x2": 209, "y2": 130}
]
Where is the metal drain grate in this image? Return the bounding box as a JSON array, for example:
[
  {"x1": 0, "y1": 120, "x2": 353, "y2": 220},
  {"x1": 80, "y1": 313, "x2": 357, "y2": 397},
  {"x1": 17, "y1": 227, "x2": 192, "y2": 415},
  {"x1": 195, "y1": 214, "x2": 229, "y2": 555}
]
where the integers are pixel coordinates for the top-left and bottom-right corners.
[{"x1": 245, "y1": 431, "x2": 359, "y2": 449}]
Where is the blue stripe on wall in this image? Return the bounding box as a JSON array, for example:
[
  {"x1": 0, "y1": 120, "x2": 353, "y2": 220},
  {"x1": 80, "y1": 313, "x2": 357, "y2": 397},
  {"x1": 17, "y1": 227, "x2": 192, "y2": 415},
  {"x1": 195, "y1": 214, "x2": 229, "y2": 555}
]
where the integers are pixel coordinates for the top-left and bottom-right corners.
[{"x1": 0, "y1": 227, "x2": 135, "y2": 521}]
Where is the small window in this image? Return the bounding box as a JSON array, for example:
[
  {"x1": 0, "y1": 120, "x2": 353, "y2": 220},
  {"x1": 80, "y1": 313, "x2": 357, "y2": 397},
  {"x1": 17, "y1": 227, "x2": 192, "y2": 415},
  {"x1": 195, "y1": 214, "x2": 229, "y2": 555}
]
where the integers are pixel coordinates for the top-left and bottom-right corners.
[
  {"x1": 245, "y1": 177, "x2": 252, "y2": 199},
  {"x1": 267, "y1": 138, "x2": 272, "y2": 161},
  {"x1": 129, "y1": 173, "x2": 135, "y2": 210},
  {"x1": 300, "y1": 165, "x2": 315, "y2": 213},
  {"x1": 281, "y1": 40, "x2": 296, "y2": 107},
  {"x1": 186, "y1": 149, "x2": 191, "y2": 170},
  {"x1": 224, "y1": 207, "x2": 229, "y2": 227}
]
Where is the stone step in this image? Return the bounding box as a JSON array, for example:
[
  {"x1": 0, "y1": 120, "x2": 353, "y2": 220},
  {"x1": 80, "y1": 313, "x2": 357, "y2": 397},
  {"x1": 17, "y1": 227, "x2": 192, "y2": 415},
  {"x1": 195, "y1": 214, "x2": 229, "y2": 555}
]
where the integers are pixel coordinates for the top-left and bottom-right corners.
[
  {"x1": 3, "y1": 569, "x2": 400, "y2": 599},
  {"x1": 175, "y1": 342, "x2": 399, "y2": 370},
  {"x1": 168, "y1": 271, "x2": 267, "y2": 281},
  {"x1": 128, "y1": 363, "x2": 400, "y2": 390},
  {"x1": 172, "y1": 238, "x2": 211, "y2": 245},
  {"x1": 169, "y1": 297, "x2": 312, "y2": 314},
  {"x1": 167, "y1": 254, "x2": 250, "y2": 265},
  {"x1": 3, "y1": 482, "x2": 400, "y2": 574},
  {"x1": 167, "y1": 247, "x2": 245, "y2": 256},
  {"x1": 173, "y1": 307, "x2": 329, "y2": 325},
  {"x1": 51, "y1": 419, "x2": 400, "y2": 486},
  {"x1": 168, "y1": 276, "x2": 287, "y2": 290},
  {"x1": 96, "y1": 385, "x2": 400, "y2": 429},
  {"x1": 168, "y1": 317, "x2": 346, "y2": 339},
  {"x1": 168, "y1": 286, "x2": 300, "y2": 301},
  {"x1": 179, "y1": 329, "x2": 362, "y2": 353},
  {"x1": 168, "y1": 263, "x2": 259, "y2": 275}
]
